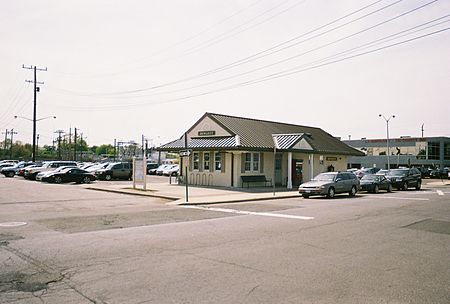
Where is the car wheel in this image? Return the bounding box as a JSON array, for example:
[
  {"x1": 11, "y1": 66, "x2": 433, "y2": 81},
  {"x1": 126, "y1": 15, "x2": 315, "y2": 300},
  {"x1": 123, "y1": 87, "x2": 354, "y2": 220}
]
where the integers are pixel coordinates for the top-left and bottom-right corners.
[
  {"x1": 387, "y1": 184, "x2": 393, "y2": 193},
  {"x1": 302, "y1": 194, "x2": 309, "y2": 199},
  {"x1": 327, "y1": 187, "x2": 335, "y2": 199},
  {"x1": 415, "y1": 180, "x2": 421, "y2": 190},
  {"x1": 82, "y1": 176, "x2": 91, "y2": 184},
  {"x1": 105, "y1": 174, "x2": 112, "y2": 181},
  {"x1": 7, "y1": 172, "x2": 15, "y2": 178},
  {"x1": 54, "y1": 176, "x2": 62, "y2": 184},
  {"x1": 402, "y1": 182, "x2": 408, "y2": 191},
  {"x1": 373, "y1": 184, "x2": 379, "y2": 194},
  {"x1": 349, "y1": 186, "x2": 357, "y2": 197}
]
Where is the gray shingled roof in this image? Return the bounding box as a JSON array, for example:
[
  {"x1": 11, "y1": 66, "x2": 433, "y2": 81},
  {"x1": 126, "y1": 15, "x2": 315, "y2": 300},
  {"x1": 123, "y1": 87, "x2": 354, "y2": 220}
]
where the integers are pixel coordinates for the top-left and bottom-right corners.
[{"x1": 159, "y1": 113, "x2": 364, "y2": 156}]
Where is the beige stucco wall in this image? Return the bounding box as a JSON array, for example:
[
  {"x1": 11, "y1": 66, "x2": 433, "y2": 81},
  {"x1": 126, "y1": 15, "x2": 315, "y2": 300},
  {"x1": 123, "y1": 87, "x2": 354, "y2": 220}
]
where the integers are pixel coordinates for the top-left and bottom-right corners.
[{"x1": 183, "y1": 150, "x2": 350, "y2": 188}]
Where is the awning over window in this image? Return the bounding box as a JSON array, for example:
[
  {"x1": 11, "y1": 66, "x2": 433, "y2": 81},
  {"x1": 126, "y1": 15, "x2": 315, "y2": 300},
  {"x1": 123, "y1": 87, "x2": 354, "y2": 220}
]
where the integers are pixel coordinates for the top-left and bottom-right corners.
[{"x1": 159, "y1": 136, "x2": 238, "y2": 150}]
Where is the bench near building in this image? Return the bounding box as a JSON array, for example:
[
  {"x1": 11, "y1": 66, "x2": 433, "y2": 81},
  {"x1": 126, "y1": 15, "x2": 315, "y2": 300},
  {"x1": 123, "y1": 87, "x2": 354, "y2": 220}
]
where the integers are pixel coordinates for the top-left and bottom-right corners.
[{"x1": 158, "y1": 113, "x2": 364, "y2": 189}]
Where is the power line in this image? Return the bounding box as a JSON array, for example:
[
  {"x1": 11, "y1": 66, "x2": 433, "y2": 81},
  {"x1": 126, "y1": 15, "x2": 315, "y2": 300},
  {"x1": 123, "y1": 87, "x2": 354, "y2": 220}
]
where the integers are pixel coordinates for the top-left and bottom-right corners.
[
  {"x1": 54, "y1": 0, "x2": 387, "y2": 97},
  {"x1": 54, "y1": 26, "x2": 450, "y2": 111},
  {"x1": 54, "y1": 0, "x2": 439, "y2": 102},
  {"x1": 50, "y1": 0, "x2": 263, "y2": 78}
]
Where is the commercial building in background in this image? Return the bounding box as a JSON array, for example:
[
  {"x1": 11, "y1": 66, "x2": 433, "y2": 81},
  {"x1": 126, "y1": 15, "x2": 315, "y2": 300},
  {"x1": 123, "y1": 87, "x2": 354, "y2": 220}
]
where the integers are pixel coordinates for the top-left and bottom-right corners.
[
  {"x1": 343, "y1": 136, "x2": 450, "y2": 169},
  {"x1": 158, "y1": 113, "x2": 363, "y2": 189}
]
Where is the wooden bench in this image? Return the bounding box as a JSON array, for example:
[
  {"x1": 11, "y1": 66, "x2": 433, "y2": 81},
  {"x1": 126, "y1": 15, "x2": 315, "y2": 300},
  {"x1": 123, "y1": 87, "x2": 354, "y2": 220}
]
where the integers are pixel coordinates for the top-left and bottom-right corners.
[{"x1": 241, "y1": 175, "x2": 272, "y2": 188}]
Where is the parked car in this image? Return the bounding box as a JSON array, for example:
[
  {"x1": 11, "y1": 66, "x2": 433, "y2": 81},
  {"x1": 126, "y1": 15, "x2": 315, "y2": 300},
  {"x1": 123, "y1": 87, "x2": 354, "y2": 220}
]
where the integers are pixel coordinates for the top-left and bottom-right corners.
[
  {"x1": 429, "y1": 167, "x2": 449, "y2": 179},
  {"x1": 359, "y1": 174, "x2": 392, "y2": 193},
  {"x1": 354, "y1": 167, "x2": 381, "y2": 179},
  {"x1": 36, "y1": 165, "x2": 78, "y2": 181},
  {"x1": 0, "y1": 160, "x2": 19, "y2": 165},
  {"x1": 86, "y1": 162, "x2": 109, "y2": 173},
  {"x1": 17, "y1": 163, "x2": 41, "y2": 176},
  {"x1": 41, "y1": 167, "x2": 96, "y2": 184},
  {"x1": 96, "y1": 162, "x2": 132, "y2": 180},
  {"x1": 1, "y1": 161, "x2": 34, "y2": 177},
  {"x1": 0, "y1": 162, "x2": 16, "y2": 171},
  {"x1": 24, "y1": 161, "x2": 78, "y2": 180},
  {"x1": 385, "y1": 168, "x2": 422, "y2": 190},
  {"x1": 377, "y1": 169, "x2": 389, "y2": 176},
  {"x1": 147, "y1": 162, "x2": 159, "y2": 174},
  {"x1": 298, "y1": 171, "x2": 360, "y2": 199},
  {"x1": 162, "y1": 164, "x2": 179, "y2": 176},
  {"x1": 155, "y1": 164, "x2": 172, "y2": 176}
]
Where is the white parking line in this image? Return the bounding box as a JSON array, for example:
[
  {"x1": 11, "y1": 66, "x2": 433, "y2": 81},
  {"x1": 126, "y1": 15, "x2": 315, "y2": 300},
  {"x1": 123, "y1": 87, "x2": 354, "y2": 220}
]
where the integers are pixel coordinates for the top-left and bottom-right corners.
[
  {"x1": 366, "y1": 196, "x2": 429, "y2": 201},
  {"x1": 182, "y1": 206, "x2": 314, "y2": 220},
  {"x1": 436, "y1": 190, "x2": 444, "y2": 196}
]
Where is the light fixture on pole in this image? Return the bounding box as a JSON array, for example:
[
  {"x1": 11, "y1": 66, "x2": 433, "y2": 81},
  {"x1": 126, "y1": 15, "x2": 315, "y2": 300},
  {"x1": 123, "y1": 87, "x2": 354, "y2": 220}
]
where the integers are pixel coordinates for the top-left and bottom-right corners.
[
  {"x1": 378, "y1": 114, "x2": 395, "y2": 170},
  {"x1": 14, "y1": 115, "x2": 56, "y2": 161}
]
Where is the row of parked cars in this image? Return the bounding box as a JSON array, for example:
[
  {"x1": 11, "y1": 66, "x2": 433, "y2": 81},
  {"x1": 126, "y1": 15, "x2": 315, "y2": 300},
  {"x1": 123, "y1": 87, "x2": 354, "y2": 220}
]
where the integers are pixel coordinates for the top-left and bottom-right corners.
[
  {"x1": 1, "y1": 160, "x2": 180, "y2": 184},
  {"x1": 298, "y1": 167, "x2": 424, "y2": 199}
]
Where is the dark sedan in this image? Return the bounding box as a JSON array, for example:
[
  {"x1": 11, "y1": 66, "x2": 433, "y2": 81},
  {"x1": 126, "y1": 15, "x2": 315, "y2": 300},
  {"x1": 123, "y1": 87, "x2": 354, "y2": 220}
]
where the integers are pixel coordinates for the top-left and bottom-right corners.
[
  {"x1": 41, "y1": 168, "x2": 96, "y2": 184},
  {"x1": 360, "y1": 174, "x2": 392, "y2": 193}
]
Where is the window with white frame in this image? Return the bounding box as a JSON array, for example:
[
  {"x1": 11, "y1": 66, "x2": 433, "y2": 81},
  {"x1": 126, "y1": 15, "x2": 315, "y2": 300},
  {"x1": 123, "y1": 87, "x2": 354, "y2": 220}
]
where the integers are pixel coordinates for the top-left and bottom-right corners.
[
  {"x1": 244, "y1": 152, "x2": 260, "y2": 172},
  {"x1": 193, "y1": 152, "x2": 200, "y2": 170},
  {"x1": 204, "y1": 152, "x2": 210, "y2": 171},
  {"x1": 214, "y1": 152, "x2": 222, "y2": 171}
]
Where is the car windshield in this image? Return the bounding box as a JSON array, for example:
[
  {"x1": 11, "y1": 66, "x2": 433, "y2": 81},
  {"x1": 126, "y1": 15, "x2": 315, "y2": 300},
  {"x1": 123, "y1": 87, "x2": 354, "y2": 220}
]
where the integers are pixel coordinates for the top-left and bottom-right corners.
[
  {"x1": 312, "y1": 173, "x2": 336, "y2": 181},
  {"x1": 389, "y1": 169, "x2": 409, "y2": 176}
]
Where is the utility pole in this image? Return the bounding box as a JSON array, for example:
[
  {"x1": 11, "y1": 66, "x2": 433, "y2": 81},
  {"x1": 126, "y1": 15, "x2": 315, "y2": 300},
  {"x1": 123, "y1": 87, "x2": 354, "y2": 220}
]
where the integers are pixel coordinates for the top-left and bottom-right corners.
[
  {"x1": 141, "y1": 134, "x2": 145, "y2": 158},
  {"x1": 55, "y1": 130, "x2": 64, "y2": 160},
  {"x1": 74, "y1": 128, "x2": 77, "y2": 161},
  {"x1": 36, "y1": 134, "x2": 40, "y2": 160},
  {"x1": 2, "y1": 129, "x2": 9, "y2": 150},
  {"x1": 421, "y1": 123, "x2": 424, "y2": 138},
  {"x1": 145, "y1": 139, "x2": 149, "y2": 159},
  {"x1": 23, "y1": 64, "x2": 47, "y2": 162},
  {"x1": 80, "y1": 132, "x2": 83, "y2": 161},
  {"x1": 114, "y1": 139, "x2": 117, "y2": 161},
  {"x1": 10, "y1": 129, "x2": 18, "y2": 159}
]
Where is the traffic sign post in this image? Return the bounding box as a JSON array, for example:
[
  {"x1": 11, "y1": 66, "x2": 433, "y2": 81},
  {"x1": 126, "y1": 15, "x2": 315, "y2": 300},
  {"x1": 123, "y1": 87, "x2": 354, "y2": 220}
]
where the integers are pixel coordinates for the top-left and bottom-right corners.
[{"x1": 179, "y1": 150, "x2": 191, "y2": 157}]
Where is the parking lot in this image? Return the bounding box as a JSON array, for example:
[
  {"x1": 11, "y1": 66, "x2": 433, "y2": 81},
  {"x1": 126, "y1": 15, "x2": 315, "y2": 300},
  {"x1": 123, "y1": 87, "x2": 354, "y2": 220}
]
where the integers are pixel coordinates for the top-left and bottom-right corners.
[{"x1": 1, "y1": 176, "x2": 449, "y2": 303}]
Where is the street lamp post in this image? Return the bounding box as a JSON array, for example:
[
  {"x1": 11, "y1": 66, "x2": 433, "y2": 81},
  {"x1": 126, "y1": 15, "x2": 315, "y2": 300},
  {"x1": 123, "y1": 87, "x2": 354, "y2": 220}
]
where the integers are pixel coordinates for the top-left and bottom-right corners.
[
  {"x1": 14, "y1": 115, "x2": 56, "y2": 161},
  {"x1": 379, "y1": 114, "x2": 395, "y2": 170}
]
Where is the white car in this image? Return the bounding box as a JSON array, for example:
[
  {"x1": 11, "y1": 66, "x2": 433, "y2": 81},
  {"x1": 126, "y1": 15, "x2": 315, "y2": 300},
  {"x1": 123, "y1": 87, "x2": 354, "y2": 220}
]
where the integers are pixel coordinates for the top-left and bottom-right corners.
[
  {"x1": 156, "y1": 164, "x2": 172, "y2": 175},
  {"x1": 162, "y1": 164, "x2": 179, "y2": 176}
]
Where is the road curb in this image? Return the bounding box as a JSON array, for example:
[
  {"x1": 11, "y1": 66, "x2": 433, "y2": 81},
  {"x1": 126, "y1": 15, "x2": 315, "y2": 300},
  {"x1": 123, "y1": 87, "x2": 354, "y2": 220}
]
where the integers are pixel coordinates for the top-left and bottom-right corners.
[
  {"x1": 86, "y1": 187, "x2": 178, "y2": 201},
  {"x1": 172, "y1": 194, "x2": 301, "y2": 206}
]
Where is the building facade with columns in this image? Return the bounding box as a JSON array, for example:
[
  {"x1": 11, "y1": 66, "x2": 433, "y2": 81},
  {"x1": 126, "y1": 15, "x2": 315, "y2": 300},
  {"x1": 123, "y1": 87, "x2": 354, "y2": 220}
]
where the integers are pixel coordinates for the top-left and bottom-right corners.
[{"x1": 158, "y1": 113, "x2": 364, "y2": 189}]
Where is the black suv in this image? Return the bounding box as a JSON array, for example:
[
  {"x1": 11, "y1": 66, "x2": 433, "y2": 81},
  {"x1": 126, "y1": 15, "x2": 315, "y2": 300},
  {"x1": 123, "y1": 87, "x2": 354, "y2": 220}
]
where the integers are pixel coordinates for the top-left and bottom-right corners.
[
  {"x1": 96, "y1": 162, "x2": 132, "y2": 180},
  {"x1": 386, "y1": 168, "x2": 422, "y2": 190}
]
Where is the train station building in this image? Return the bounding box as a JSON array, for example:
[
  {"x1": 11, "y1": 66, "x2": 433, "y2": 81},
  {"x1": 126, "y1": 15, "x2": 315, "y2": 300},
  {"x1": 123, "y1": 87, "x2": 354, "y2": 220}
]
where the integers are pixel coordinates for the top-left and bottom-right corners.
[{"x1": 158, "y1": 113, "x2": 364, "y2": 189}]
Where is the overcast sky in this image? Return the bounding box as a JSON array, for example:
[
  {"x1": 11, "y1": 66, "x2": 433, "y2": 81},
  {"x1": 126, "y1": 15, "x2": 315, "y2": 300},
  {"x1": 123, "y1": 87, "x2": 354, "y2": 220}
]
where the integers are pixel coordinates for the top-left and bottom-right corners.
[{"x1": 1, "y1": 0, "x2": 449, "y2": 147}]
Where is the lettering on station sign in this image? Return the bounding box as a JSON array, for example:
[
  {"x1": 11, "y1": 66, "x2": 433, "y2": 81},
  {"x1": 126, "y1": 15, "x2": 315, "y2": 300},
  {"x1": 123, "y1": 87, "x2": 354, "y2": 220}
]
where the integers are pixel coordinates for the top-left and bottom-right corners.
[{"x1": 198, "y1": 130, "x2": 216, "y2": 136}]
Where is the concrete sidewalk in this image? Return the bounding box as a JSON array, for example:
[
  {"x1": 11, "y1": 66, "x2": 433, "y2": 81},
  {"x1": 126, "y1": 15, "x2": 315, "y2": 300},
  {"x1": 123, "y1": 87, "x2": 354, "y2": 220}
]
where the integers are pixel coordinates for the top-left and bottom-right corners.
[
  {"x1": 86, "y1": 181, "x2": 300, "y2": 205},
  {"x1": 86, "y1": 178, "x2": 449, "y2": 205}
]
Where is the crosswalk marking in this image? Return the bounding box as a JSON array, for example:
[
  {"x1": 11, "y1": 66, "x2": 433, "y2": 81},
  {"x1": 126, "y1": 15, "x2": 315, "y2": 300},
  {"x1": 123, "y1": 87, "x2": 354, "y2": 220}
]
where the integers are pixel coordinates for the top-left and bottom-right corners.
[{"x1": 182, "y1": 205, "x2": 314, "y2": 220}]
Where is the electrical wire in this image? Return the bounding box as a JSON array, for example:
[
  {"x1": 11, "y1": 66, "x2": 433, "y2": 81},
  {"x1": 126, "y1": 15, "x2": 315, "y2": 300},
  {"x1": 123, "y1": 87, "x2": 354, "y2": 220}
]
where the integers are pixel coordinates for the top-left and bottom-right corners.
[
  {"x1": 53, "y1": 0, "x2": 437, "y2": 101},
  {"x1": 53, "y1": 0, "x2": 386, "y2": 97},
  {"x1": 52, "y1": 25, "x2": 450, "y2": 111}
]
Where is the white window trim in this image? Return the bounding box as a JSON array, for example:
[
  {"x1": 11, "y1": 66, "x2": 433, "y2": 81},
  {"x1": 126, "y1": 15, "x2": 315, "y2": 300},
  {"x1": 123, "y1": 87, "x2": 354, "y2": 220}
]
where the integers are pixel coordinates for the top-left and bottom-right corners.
[
  {"x1": 193, "y1": 152, "x2": 200, "y2": 171},
  {"x1": 203, "y1": 152, "x2": 210, "y2": 172},
  {"x1": 214, "y1": 152, "x2": 222, "y2": 172},
  {"x1": 244, "y1": 152, "x2": 260, "y2": 173}
]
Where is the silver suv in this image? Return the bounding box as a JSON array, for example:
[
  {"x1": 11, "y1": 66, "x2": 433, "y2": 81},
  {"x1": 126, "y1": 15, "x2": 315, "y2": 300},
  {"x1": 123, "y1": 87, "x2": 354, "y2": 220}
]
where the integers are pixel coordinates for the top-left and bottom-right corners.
[{"x1": 298, "y1": 172, "x2": 360, "y2": 198}]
